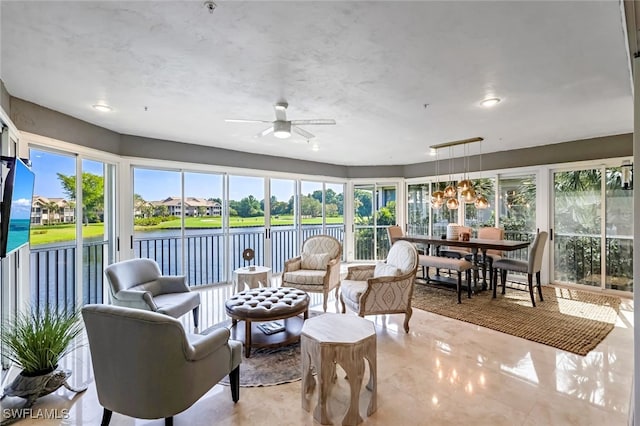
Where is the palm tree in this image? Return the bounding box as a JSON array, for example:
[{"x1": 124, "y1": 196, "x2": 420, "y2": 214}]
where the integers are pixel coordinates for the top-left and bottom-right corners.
[{"x1": 44, "y1": 201, "x2": 60, "y2": 225}]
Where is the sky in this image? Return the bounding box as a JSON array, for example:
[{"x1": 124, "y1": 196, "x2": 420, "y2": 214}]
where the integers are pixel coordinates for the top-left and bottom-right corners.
[
  {"x1": 30, "y1": 149, "x2": 342, "y2": 203},
  {"x1": 8, "y1": 158, "x2": 35, "y2": 220}
]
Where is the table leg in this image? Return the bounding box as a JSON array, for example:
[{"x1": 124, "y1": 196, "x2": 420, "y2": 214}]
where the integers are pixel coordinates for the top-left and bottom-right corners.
[
  {"x1": 338, "y1": 349, "x2": 365, "y2": 426},
  {"x1": 244, "y1": 320, "x2": 252, "y2": 358},
  {"x1": 364, "y1": 336, "x2": 377, "y2": 417},
  {"x1": 313, "y1": 345, "x2": 334, "y2": 425},
  {"x1": 301, "y1": 337, "x2": 316, "y2": 412}
]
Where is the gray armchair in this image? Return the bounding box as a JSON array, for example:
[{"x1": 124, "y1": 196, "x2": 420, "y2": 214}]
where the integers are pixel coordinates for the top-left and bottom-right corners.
[
  {"x1": 82, "y1": 304, "x2": 242, "y2": 426},
  {"x1": 282, "y1": 235, "x2": 342, "y2": 312},
  {"x1": 492, "y1": 231, "x2": 548, "y2": 307},
  {"x1": 340, "y1": 240, "x2": 419, "y2": 333},
  {"x1": 105, "y1": 258, "x2": 201, "y2": 327}
]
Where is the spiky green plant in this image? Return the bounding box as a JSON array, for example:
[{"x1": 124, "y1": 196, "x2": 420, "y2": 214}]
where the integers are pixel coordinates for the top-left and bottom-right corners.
[{"x1": 1, "y1": 307, "x2": 82, "y2": 376}]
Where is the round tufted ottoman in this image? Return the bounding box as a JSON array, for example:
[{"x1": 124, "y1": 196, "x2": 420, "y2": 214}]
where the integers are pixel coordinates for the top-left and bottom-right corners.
[{"x1": 225, "y1": 287, "x2": 310, "y2": 357}]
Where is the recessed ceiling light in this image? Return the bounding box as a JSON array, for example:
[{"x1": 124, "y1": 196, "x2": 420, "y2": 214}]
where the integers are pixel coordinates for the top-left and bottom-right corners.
[
  {"x1": 311, "y1": 143, "x2": 319, "y2": 152},
  {"x1": 92, "y1": 104, "x2": 112, "y2": 112},
  {"x1": 480, "y1": 98, "x2": 501, "y2": 108}
]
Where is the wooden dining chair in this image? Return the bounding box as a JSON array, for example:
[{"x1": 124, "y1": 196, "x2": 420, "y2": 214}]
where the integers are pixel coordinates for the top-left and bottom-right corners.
[{"x1": 492, "y1": 231, "x2": 548, "y2": 307}]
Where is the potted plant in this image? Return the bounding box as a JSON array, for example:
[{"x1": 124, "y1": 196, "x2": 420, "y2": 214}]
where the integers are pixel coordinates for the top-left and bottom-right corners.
[{"x1": 0, "y1": 306, "x2": 87, "y2": 421}]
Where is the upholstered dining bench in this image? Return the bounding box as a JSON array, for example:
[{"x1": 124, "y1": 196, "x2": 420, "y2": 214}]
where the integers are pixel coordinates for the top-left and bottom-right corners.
[{"x1": 419, "y1": 255, "x2": 473, "y2": 303}]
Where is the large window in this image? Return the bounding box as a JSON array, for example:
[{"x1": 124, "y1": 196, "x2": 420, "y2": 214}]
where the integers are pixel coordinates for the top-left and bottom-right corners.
[{"x1": 29, "y1": 149, "x2": 116, "y2": 311}]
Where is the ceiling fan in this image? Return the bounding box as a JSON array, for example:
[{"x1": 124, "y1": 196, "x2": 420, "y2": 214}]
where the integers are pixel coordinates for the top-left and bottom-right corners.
[{"x1": 225, "y1": 102, "x2": 336, "y2": 139}]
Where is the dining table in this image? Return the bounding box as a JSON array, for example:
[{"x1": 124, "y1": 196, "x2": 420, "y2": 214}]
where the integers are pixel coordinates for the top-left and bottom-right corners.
[{"x1": 397, "y1": 235, "x2": 531, "y2": 291}]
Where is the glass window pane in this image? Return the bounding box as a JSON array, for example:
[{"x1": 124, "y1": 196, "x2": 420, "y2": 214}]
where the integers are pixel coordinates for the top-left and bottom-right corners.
[
  {"x1": 229, "y1": 175, "x2": 265, "y2": 271},
  {"x1": 184, "y1": 172, "x2": 223, "y2": 285},
  {"x1": 498, "y1": 175, "x2": 536, "y2": 262},
  {"x1": 407, "y1": 183, "x2": 429, "y2": 235},
  {"x1": 270, "y1": 178, "x2": 296, "y2": 273},
  {"x1": 553, "y1": 170, "x2": 601, "y2": 287},
  {"x1": 29, "y1": 149, "x2": 77, "y2": 311},
  {"x1": 605, "y1": 167, "x2": 633, "y2": 291},
  {"x1": 133, "y1": 168, "x2": 182, "y2": 275},
  {"x1": 325, "y1": 183, "x2": 345, "y2": 249}
]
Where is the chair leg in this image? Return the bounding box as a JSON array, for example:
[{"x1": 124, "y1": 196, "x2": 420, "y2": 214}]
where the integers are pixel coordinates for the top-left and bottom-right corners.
[
  {"x1": 229, "y1": 366, "x2": 240, "y2": 403},
  {"x1": 340, "y1": 294, "x2": 346, "y2": 314},
  {"x1": 528, "y1": 274, "x2": 536, "y2": 307},
  {"x1": 403, "y1": 307, "x2": 412, "y2": 333},
  {"x1": 466, "y1": 270, "x2": 471, "y2": 298},
  {"x1": 457, "y1": 272, "x2": 462, "y2": 304},
  {"x1": 101, "y1": 408, "x2": 112, "y2": 426},
  {"x1": 501, "y1": 270, "x2": 507, "y2": 294},
  {"x1": 192, "y1": 306, "x2": 200, "y2": 329},
  {"x1": 165, "y1": 417, "x2": 173, "y2": 426},
  {"x1": 322, "y1": 291, "x2": 328, "y2": 312},
  {"x1": 425, "y1": 266, "x2": 431, "y2": 281},
  {"x1": 492, "y1": 269, "x2": 498, "y2": 299},
  {"x1": 536, "y1": 271, "x2": 543, "y2": 301}
]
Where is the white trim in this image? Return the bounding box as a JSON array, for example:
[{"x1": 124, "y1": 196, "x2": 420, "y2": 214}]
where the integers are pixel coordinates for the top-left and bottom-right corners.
[{"x1": 124, "y1": 154, "x2": 347, "y2": 184}]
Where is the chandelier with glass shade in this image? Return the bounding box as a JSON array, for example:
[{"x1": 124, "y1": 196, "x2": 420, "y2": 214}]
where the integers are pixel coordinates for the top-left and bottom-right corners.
[{"x1": 429, "y1": 137, "x2": 488, "y2": 210}]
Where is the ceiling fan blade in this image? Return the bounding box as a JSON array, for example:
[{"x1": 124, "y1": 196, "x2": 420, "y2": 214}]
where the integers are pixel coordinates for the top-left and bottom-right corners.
[
  {"x1": 290, "y1": 119, "x2": 336, "y2": 125},
  {"x1": 274, "y1": 103, "x2": 288, "y2": 121},
  {"x1": 225, "y1": 119, "x2": 271, "y2": 123},
  {"x1": 256, "y1": 127, "x2": 274, "y2": 138},
  {"x1": 292, "y1": 126, "x2": 315, "y2": 139}
]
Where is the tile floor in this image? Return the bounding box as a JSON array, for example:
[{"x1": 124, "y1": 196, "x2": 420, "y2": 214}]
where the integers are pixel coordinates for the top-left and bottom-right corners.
[{"x1": 1, "y1": 282, "x2": 633, "y2": 426}]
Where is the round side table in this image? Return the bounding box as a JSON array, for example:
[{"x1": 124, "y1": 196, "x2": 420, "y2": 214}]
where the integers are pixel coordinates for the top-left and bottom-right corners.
[{"x1": 233, "y1": 266, "x2": 271, "y2": 292}]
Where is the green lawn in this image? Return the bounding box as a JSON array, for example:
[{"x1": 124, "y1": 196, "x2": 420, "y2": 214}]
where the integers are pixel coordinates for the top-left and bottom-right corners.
[
  {"x1": 30, "y1": 216, "x2": 344, "y2": 245},
  {"x1": 140, "y1": 215, "x2": 343, "y2": 230},
  {"x1": 31, "y1": 223, "x2": 105, "y2": 246}
]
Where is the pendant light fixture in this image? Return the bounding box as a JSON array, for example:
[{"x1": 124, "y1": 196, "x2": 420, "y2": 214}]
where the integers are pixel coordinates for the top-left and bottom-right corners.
[
  {"x1": 431, "y1": 148, "x2": 444, "y2": 209},
  {"x1": 429, "y1": 137, "x2": 484, "y2": 211},
  {"x1": 443, "y1": 147, "x2": 457, "y2": 200},
  {"x1": 474, "y1": 139, "x2": 489, "y2": 209},
  {"x1": 458, "y1": 143, "x2": 476, "y2": 203}
]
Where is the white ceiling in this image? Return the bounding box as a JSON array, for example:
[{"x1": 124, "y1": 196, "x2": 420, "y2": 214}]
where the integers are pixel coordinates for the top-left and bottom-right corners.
[{"x1": 0, "y1": 1, "x2": 633, "y2": 166}]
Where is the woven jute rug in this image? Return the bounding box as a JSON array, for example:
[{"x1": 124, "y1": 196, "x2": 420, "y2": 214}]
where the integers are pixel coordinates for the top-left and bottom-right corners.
[{"x1": 412, "y1": 283, "x2": 621, "y2": 356}]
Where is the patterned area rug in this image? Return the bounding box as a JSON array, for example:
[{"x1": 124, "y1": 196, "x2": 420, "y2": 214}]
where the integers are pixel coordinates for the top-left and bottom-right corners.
[
  {"x1": 202, "y1": 317, "x2": 311, "y2": 387},
  {"x1": 412, "y1": 283, "x2": 621, "y2": 356}
]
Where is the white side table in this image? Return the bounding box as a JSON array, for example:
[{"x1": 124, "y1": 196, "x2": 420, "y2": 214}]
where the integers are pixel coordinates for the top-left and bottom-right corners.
[
  {"x1": 233, "y1": 266, "x2": 271, "y2": 292},
  {"x1": 301, "y1": 313, "x2": 377, "y2": 425}
]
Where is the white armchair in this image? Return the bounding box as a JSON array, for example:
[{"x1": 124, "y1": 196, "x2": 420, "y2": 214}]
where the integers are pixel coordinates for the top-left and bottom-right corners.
[
  {"x1": 282, "y1": 235, "x2": 342, "y2": 312},
  {"x1": 340, "y1": 240, "x2": 419, "y2": 333},
  {"x1": 104, "y1": 258, "x2": 201, "y2": 328}
]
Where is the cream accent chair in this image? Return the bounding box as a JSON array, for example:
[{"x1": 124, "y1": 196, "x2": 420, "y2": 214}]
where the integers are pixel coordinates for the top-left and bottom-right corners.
[
  {"x1": 340, "y1": 240, "x2": 419, "y2": 333},
  {"x1": 282, "y1": 235, "x2": 342, "y2": 312},
  {"x1": 82, "y1": 304, "x2": 242, "y2": 426},
  {"x1": 104, "y1": 258, "x2": 201, "y2": 328},
  {"x1": 492, "y1": 231, "x2": 548, "y2": 307}
]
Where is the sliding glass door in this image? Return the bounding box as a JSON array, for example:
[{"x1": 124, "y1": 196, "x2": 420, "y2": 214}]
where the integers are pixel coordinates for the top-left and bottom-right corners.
[
  {"x1": 353, "y1": 183, "x2": 397, "y2": 261},
  {"x1": 552, "y1": 166, "x2": 633, "y2": 292}
]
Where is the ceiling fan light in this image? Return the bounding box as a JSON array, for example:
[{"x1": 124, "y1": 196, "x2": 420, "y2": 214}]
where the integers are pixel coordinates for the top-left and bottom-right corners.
[{"x1": 273, "y1": 121, "x2": 291, "y2": 138}]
